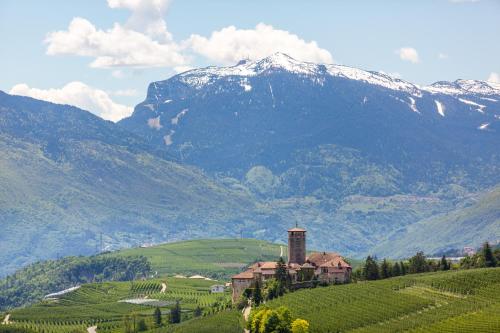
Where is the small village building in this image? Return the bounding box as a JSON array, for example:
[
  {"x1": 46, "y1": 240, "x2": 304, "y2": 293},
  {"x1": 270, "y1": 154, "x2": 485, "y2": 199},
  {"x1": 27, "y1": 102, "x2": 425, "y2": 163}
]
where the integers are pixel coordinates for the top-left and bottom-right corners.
[
  {"x1": 210, "y1": 285, "x2": 225, "y2": 293},
  {"x1": 231, "y1": 225, "x2": 351, "y2": 303}
]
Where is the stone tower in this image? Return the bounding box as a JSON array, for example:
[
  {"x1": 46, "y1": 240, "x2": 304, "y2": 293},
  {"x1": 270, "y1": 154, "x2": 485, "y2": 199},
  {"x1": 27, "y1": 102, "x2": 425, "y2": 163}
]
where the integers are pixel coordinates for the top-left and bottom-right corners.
[{"x1": 288, "y1": 225, "x2": 306, "y2": 265}]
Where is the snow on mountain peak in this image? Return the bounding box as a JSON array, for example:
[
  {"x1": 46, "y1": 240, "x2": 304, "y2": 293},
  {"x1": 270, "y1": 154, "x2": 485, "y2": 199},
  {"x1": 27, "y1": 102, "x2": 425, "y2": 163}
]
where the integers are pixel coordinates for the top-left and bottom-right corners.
[
  {"x1": 423, "y1": 79, "x2": 500, "y2": 96},
  {"x1": 176, "y1": 53, "x2": 421, "y2": 95}
]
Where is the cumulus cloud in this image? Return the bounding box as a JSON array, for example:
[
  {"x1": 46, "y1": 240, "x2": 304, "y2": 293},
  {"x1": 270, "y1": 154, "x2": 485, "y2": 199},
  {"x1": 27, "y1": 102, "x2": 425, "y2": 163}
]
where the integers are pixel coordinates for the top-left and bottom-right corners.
[
  {"x1": 396, "y1": 47, "x2": 420, "y2": 63},
  {"x1": 9, "y1": 82, "x2": 133, "y2": 122},
  {"x1": 107, "y1": 0, "x2": 172, "y2": 41},
  {"x1": 487, "y1": 72, "x2": 499, "y2": 83},
  {"x1": 45, "y1": 17, "x2": 187, "y2": 68},
  {"x1": 186, "y1": 23, "x2": 333, "y2": 65}
]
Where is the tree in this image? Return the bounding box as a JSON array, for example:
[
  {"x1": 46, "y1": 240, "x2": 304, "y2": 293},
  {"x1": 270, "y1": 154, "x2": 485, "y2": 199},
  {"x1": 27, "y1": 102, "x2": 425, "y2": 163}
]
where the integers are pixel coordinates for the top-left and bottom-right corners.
[
  {"x1": 408, "y1": 252, "x2": 429, "y2": 274},
  {"x1": 253, "y1": 283, "x2": 263, "y2": 306},
  {"x1": 400, "y1": 261, "x2": 407, "y2": 275},
  {"x1": 247, "y1": 306, "x2": 293, "y2": 333},
  {"x1": 137, "y1": 318, "x2": 147, "y2": 332},
  {"x1": 170, "y1": 300, "x2": 181, "y2": 324},
  {"x1": 440, "y1": 255, "x2": 450, "y2": 271},
  {"x1": 265, "y1": 279, "x2": 280, "y2": 300},
  {"x1": 153, "y1": 307, "x2": 162, "y2": 326},
  {"x1": 380, "y1": 259, "x2": 392, "y2": 279},
  {"x1": 392, "y1": 262, "x2": 401, "y2": 276},
  {"x1": 194, "y1": 306, "x2": 203, "y2": 317},
  {"x1": 362, "y1": 256, "x2": 380, "y2": 280},
  {"x1": 482, "y1": 242, "x2": 497, "y2": 268},
  {"x1": 291, "y1": 319, "x2": 309, "y2": 333}
]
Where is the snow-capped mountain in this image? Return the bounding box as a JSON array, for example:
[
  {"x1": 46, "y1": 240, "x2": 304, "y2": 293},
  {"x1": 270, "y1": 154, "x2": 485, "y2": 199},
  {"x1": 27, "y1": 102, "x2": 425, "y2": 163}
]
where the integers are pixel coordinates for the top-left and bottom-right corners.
[
  {"x1": 120, "y1": 52, "x2": 499, "y2": 182},
  {"x1": 118, "y1": 54, "x2": 499, "y2": 256}
]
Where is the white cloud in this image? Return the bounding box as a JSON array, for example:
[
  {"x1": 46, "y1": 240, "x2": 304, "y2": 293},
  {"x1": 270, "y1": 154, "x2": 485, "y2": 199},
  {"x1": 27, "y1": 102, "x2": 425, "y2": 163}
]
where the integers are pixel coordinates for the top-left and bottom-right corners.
[
  {"x1": 9, "y1": 82, "x2": 133, "y2": 122},
  {"x1": 45, "y1": 17, "x2": 187, "y2": 68},
  {"x1": 107, "y1": 0, "x2": 172, "y2": 41},
  {"x1": 438, "y1": 52, "x2": 448, "y2": 60},
  {"x1": 396, "y1": 47, "x2": 420, "y2": 64},
  {"x1": 487, "y1": 72, "x2": 499, "y2": 83},
  {"x1": 186, "y1": 23, "x2": 333, "y2": 65}
]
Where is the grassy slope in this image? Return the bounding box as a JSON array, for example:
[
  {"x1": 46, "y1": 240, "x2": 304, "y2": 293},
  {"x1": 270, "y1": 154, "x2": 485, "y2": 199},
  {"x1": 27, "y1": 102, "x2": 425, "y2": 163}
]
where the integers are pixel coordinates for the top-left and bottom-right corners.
[
  {"x1": 3, "y1": 268, "x2": 499, "y2": 333},
  {"x1": 373, "y1": 185, "x2": 500, "y2": 257},
  {"x1": 5, "y1": 277, "x2": 230, "y2": 333},
  {"x1": 261, "y1": 268, "x2": 500, "y2": 333},
  {"x1": 108, "y1": 238, "x2": 284, "y2": 278}
]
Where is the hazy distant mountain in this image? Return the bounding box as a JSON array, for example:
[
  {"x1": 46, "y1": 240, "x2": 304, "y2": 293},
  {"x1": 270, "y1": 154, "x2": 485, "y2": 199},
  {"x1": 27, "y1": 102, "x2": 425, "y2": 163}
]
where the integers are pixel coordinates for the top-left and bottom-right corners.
[
  {"x1": 2, "y1": 54, "x2": 499, "y2": 275},
  {"x1": 0, "y1": 91, "x2": 254, "y2": 276}
]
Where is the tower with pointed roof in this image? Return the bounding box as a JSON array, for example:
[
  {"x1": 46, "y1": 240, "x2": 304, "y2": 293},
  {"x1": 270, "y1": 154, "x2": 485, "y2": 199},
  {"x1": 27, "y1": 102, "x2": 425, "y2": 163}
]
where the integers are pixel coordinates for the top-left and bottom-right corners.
[{"x1": 288, "y1": 223, "x2": 306, "y2": 265}]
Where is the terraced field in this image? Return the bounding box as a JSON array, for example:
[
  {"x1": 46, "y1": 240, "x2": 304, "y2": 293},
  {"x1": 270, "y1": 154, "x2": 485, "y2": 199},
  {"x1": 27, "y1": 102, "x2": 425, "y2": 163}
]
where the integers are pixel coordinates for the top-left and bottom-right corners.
[
  {"x1": 2, "y1": 277, "x2": 230, "y2": 333},
  {"x1": 262, "y1": 268, "x2": 500, "y2": 333},
  {"x1": 2, "y1": 268, "x2": 499, "y2": 332}
]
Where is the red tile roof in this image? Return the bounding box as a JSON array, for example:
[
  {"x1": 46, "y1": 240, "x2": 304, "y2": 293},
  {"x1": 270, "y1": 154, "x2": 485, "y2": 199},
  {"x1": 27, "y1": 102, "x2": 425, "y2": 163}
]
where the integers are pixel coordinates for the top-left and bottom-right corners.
[{"x1": 232, "y1": 269, "x2": 254, "y2": 279}]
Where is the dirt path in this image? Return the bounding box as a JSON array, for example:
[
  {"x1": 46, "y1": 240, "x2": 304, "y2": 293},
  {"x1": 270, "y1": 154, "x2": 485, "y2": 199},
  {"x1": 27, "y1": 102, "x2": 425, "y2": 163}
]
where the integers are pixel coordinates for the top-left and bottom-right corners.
[
  {"x1": 160, "y1": 282, "x2": 167, "y2": 293},
  {"x1": 280, "y1": 245, "x2": 284, "y2": 257},
  {"x1": 2, "y1": 314, "x2": 10, "y2": 325},
  {"x1": 242, "y1": 304, "x2": 251, "y2": 333},
  {"x1": 87, "y1": 325, "x2": 97, "y2": 333}
]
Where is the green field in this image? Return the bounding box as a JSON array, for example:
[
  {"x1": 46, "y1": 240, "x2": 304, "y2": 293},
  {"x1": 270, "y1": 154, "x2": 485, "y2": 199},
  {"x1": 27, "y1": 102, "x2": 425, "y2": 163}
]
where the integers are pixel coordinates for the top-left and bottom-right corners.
[
  {"x1": 259, "y1": 267, "x2": 500, "y2": 333},
  {"x1": 3, "y1": 277, "x2": 231, "y2": 333},
  {"x1": 2, "y1": 268, "x2": 500, "y2": 332},
  {"x1": 108, "y1": 238, "x2": 284, "y2": 279}
]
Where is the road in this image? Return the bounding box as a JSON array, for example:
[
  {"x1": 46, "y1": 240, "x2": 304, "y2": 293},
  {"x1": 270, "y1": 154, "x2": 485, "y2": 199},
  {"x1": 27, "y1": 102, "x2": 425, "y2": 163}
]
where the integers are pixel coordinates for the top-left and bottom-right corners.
[
  {"x1": 87, "y1": 325, "x2": 97, "y2": 333},
  {"x1": 2, "y1": 314, "x2": 10, "y2": 325}
]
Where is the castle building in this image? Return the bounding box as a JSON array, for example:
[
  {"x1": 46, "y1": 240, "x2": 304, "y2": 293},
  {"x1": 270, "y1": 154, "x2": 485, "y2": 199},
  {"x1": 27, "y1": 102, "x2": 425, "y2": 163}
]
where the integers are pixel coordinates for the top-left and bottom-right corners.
[{"x1": 231, "y1": 225, "x2": 351, "y2": 303}]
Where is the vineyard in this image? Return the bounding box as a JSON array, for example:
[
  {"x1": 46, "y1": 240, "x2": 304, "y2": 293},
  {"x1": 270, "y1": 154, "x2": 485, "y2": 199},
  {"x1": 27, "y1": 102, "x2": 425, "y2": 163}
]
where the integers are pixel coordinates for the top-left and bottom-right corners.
[
  {"x1": 260, "y1": 267, "x2": 500, "y2": 333},
  {"x1": 109, "y1": 238, "x2": 284, "y2": 279},
  {"x1": 2, "y1": 277, "x2": 230, "y2": 333}
]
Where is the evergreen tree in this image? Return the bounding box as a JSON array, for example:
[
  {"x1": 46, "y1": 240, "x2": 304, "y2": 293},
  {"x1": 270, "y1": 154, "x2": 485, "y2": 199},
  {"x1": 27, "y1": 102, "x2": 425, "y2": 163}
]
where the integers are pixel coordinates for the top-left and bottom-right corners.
[
  {"x1": 253, "y1": 282, "x2": 263, "y2": 306},
  {"x1": 170, "y1": 300, "x2": 181, "y2": 324},
  {"x1": 483, "y1": 242, "x2": 497, "y2": 267},
  {"x1": 408, "y1": 252, "x2": 429, "y2": 274},
  {"x1": 137, "y1": 318, "x2": 148, "y2": 332},
  {"x1": 440, "y1": 255, "x2": 450, "y2": 271},
  {"x1": 380, "y1": 259, "x2": 392, "y2": 279},
  {"x1": 194, "y1": 306, "x2": 203, "y2": 317},
  {"x1": 392, "y1": 262, "x2": 401, "y2": 276},
  {"x1": 362, "y1": 256, "x2": 380, "y2": 280},
  {"x1": 153, "y1": 307, "x2": 162, "y2": 326},
  {"x1": 400, "y1": 261, "x2": 407, "y2": 275},
  {"x1": 275, "y1": 257, "x2": 288, "y2": 294}
]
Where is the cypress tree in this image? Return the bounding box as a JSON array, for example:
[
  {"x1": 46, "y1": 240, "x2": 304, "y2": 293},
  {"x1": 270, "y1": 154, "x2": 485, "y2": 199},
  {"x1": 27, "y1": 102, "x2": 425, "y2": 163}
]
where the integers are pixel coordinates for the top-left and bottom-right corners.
[
  {"x1": 399, "y1": 261, "x2": 406, "y2": 275},
  {"x1": 392, "y1": 262, "x2": 401, "y2": 276},
  {"x1": 483, "y1": 242, "x2": 497, "y2": 268},
  {"x1": 362, "y1": 256, "x2": 380, "y2": 280},
  {"x1": 170, "y1": 300, "x2": 181, "y2": 324},
  {"x1": 153, "y1": 307, "x2": 162, "y2": 326},
  {"x1": 253, "y1": 282, "x2": 263, "y2": 306},
  {"x1": 380, "y1": 259, "x2": 391, "y2": 279},
  {"x1": 440, "y1": 255, "x2": 450, "y2": 271}
]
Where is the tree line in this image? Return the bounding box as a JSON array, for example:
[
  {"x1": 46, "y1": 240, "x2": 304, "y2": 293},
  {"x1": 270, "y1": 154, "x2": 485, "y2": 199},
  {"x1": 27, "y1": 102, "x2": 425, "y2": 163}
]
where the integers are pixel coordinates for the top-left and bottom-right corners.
[{"x1": 354, "y1": 242, "x2": 499, "y2": 282}]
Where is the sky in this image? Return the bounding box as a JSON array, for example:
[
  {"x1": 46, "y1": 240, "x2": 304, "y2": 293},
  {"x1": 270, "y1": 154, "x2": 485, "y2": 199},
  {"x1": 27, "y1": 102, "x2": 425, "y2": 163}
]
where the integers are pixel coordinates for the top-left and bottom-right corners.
[{"x1": 1, "y1": 0, "x2": 499, "y2": 121}]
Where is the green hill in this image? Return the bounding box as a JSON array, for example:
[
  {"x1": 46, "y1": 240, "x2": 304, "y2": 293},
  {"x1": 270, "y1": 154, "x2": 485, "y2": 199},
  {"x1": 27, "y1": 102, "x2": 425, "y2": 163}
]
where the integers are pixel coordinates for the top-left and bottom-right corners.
[
  {"x1": 3, "y1": 268, "x2": 499, "y2": 333},
  {"x1": 108, "y1": 238, "x2": 284, "y2": 278},
  {"x1": 0, "y1": 239, "x2": 283, "y2": 311}
]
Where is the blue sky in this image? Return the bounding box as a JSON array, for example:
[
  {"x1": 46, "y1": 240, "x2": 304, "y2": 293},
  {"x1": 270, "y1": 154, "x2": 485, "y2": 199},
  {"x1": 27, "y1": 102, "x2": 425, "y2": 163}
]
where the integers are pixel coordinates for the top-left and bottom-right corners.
[{"x1": 1, "y1": 0, "x2": 499, "y2": 121}]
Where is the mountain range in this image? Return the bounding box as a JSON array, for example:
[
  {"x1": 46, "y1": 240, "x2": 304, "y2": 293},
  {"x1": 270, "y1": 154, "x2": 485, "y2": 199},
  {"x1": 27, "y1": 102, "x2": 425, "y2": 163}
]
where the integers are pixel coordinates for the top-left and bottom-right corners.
[{"x1": 1, "y1": 53, "x2": 499, "y2": 276}]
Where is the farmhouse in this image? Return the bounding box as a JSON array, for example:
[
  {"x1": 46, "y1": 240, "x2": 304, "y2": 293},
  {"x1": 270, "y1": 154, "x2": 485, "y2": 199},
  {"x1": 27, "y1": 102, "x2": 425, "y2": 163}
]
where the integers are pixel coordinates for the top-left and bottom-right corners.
[{"x1": 231, "y1": 226, "x2": 351, "y2": 303}]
